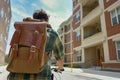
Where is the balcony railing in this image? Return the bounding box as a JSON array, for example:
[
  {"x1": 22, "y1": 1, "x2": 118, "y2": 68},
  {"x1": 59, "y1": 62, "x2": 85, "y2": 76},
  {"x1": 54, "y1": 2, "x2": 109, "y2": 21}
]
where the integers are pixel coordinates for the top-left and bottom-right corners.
[{"x1": 84, "y1": 30, "x2": 101, "y2": 39}]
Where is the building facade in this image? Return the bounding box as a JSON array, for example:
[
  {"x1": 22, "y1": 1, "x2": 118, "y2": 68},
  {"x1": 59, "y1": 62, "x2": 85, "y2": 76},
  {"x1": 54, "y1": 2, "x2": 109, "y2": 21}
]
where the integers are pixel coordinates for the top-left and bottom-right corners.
[
  {"x1": 58, "y1": 0, "x2": 120, "y2": 71},
  {"x1": 57, "y1": 16, "x2": 73, "y2": 66},
  {"x1": 102, "y1": 0, "x2": 120, "y2": 70},
  {"x1": 0, "y1": 0, "x2": 11, "y2": 64}
]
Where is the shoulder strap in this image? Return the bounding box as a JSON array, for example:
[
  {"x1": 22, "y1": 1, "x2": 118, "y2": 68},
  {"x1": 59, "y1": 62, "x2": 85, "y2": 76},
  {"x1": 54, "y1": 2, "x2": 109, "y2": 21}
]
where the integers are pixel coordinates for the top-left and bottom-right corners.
[{"x1": 28, "y1": 30, "x2": 39, "y2": 63}]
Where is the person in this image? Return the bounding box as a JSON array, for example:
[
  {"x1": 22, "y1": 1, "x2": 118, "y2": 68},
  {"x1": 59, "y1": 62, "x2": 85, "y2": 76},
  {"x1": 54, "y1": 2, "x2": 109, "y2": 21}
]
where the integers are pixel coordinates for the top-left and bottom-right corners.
[{"x1": 7, "y1": 9, "x2": 64, "y2": 80}]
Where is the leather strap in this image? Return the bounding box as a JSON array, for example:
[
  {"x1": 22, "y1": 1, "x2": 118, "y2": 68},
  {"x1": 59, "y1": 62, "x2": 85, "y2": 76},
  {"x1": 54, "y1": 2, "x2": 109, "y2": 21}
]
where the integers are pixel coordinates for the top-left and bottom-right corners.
[
  {"x1": 28, "y1": 29, "x2": 39, "y2": 62},
  {"x1": 12, "y1": 30, "x2": 21, "y2": 58}
]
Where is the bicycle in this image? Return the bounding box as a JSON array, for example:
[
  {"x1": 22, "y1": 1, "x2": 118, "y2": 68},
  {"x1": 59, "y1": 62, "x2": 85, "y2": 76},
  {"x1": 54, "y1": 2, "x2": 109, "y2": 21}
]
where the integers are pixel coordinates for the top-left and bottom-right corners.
[{"x1": 51, "y1": 68, "x2": 64, "y2": 80}]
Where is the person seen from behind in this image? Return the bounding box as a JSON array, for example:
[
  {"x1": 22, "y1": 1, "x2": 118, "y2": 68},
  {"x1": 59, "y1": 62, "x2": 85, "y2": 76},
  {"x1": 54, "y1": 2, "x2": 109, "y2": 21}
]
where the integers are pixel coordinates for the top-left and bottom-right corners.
[{"x1": 7, "y1": 9, "x2": 64, "y2": 80}]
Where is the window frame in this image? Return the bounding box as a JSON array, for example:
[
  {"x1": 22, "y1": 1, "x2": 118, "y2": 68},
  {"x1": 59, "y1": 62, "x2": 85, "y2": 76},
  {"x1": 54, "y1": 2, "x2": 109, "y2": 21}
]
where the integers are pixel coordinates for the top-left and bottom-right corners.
[
  {"x1": 73, "y1": 0, "x2": 78, "y2": 8},
  {"x1": 76, "y1": 51, "x2": 82, "y2": 62},
  {"x1": 115, "y1": 41, "x2": 120, "y2": 61},
  {"x1": 110, "y1": 6, "x2": 120, "y2": 26},
  {"x1": 76, "y1": 30, "x2": 81, "y2": 41},
  {"x1": 75, "y1": 11, "x2": 80, "y2": 23}
]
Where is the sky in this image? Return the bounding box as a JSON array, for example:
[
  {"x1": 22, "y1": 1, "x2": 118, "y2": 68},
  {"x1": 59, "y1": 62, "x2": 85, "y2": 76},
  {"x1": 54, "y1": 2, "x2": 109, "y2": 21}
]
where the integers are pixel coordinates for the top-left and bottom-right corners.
[{"x1": 6, "y1": 0, "x2": 72, "y2": 54}]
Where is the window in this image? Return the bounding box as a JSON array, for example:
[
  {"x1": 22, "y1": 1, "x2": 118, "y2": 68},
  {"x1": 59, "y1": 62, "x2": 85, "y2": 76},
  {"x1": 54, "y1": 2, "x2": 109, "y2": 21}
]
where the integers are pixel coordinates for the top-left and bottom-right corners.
[
  {"x1": 0, "y1": 9, "x2": 4, "y2": 18},
  {"x1": 116, "y1": 41, "x2": 120, "y2": 60},
  {"x1": 75, "y1": 12, "x2": 80, "y2": 22},
  {"x1": 76, "y1": 30, "x2": 81, "y2": 41},
  {"x1": 73, "y1": 0, "x2": 78, "y2": 8},
  {"x1": 6, "y1": 26, "x2": 9, "y2": 33},
  {"x1": 110, "y1": 6, "x2": 120, "y2": 26},
  {"x1": 117, "y1": 7, "x2": 120, "y2": 23},
  {"x1": 77, "y1": 51, "x2": 81, "y2": 61},
  {"x1": 111, "y1": 10, "x2": 117, "y2": 25},
  {"x1": 8, "y1": 7, "x2": 10, "y2": 13}
]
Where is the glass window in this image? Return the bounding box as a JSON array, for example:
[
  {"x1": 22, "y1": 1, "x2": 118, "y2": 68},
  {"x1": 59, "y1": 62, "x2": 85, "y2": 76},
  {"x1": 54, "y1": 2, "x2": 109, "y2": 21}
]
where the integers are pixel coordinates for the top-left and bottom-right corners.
[
  {"x1": 0, "y1": 9, "x2": 4, "y2": 18},
  {"x1": 76, "y1": 30, "x2": 81, "y2": 41},
  {"x1": 8, "y1": 7, "x2": 10, "y2": 13},
  {"x1": 77, "y1": 51, "x2": 81, "y2": 61},
  {"x1": 111, "y1": 10, "x2": 117, "y2": 25},
  {"x1": 73, "y1": 0, "x2": 78, "y2": 8},
  {"x1": 73, "y1": 1, "x2": 76, "y2": 8},
  {"x1": 117, "y1": 6, "x2": 120, "y2": 23},
  {"x1": 116, "y1": 41, "x2": 120, "y2": 60},
  {"x1": 6, "y1": 26, "x2": 9, "y2": 33},
  {"x1": 75, "y1": 12, "x2": 80, "y2": 22},
  {"x1": 111, "y1": 6, "x2": 120, "y2": 26}
]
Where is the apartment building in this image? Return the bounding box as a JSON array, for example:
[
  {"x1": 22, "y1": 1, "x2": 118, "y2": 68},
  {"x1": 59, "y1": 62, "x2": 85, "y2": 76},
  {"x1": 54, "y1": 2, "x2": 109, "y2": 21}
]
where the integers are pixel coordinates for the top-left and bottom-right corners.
[
  {"x1": 58, "y1": 16, "x2": 73, "y2": 65},
  {"x1": 58, "y1": 0, "x2": 120, "y2": 71},
  {"x1": 58, "y1": 0, "x2": 82, "y2": 67},
  {"x1": 0, "y1": 0, "x2": 11, "y2": 64}
]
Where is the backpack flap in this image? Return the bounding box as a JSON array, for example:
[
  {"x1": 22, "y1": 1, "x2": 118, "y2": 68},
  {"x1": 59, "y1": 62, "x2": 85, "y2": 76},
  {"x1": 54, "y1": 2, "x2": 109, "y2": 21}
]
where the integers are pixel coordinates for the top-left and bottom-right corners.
[{"x1": 7, "y1": 22, "x2": 48, "y2": 73}]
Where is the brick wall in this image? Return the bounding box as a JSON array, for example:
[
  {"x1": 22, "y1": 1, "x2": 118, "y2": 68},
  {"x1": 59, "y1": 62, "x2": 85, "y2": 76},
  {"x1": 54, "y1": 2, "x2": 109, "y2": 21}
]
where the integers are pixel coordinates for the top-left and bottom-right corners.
[
  {"x1": 72, "y1": 32, "x2": 81, "y2": 48},
  {"x1": 65, "y1": 24, "x2": 71, "y2": 32},
  {"x1": 108, "y1": 39, "x2": 117, "y2": 60},
  {"x1": 65, "y1": 44, "x2": 71, "y2": 53},
  {"x1": 105, "y1": 11, "x2": 120, "y2": 37},
  {"x1": 65, "y1": 33, "x2": 70, "y2": 43},
  {"x1": 102, "y1": 63, "x2": 120, "y2": 69},
  {"x1": 72, "y1": 5, "x2": 80, "y2": 30},
  {"x1": 103, "y1": 0, "x2": 118, "y2": 9}
]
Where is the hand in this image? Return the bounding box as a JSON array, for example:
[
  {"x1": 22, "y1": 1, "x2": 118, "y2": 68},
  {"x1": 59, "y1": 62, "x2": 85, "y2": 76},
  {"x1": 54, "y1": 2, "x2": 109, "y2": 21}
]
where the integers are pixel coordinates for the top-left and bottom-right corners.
[{"x1": 57, "y1": 68, "x2": 64, "y2": 72}]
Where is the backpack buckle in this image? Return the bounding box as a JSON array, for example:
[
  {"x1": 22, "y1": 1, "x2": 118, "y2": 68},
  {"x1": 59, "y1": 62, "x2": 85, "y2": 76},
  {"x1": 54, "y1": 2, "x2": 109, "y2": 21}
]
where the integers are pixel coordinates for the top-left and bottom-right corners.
[
  {"x1": 12, "y1": 44, "x2": 18, "y2": 51},
  {"x1": 30, "y1": 45, "x2": 36, "y2": 53}
]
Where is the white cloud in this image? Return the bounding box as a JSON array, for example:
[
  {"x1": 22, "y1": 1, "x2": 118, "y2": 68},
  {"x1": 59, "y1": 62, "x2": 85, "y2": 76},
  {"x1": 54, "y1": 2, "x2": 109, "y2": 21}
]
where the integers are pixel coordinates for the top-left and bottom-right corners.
[
  {"x1": 49, "y1": 16, "x2": 65, "y2": 31},
  {"x1": 11, "y1": 7, "x2": 31, "y2": 17},
  {"x1": 40, "y1": 0, "x2": 57, "y2": 8},
  {"x1": 31, "y1": 3, "x2": 39, "y2": 9}
]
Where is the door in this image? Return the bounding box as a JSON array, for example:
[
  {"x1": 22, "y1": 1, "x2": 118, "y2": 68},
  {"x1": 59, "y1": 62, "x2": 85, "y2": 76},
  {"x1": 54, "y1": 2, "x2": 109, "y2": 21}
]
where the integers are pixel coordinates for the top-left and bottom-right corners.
[{"x1": 96, "y1": 46, "x2": 104, "y2": 66}]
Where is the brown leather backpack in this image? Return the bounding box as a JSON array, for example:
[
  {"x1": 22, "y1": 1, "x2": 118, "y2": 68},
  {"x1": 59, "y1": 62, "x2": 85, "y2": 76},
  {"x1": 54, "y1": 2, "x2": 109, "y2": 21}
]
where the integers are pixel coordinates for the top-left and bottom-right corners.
[{"x1": 7, "y1": 18, "x2": 51, "y2": 73}]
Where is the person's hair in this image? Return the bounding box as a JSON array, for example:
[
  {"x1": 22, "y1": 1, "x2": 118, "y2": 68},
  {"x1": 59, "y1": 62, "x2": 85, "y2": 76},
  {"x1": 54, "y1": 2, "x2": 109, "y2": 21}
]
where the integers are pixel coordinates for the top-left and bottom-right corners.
[{"x1": 33, "y1": 9, "x2": 49, "y2": 21}]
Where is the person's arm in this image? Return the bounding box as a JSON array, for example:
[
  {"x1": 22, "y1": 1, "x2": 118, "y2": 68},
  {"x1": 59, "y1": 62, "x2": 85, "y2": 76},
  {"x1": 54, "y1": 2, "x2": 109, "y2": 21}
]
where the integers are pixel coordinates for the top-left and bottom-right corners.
[
  {"x1": 57, "y1": 58, "x2": 64, "y2": 69},
  {"x1": 53, "y1": 33, "x2": 64, "y2": 70}
]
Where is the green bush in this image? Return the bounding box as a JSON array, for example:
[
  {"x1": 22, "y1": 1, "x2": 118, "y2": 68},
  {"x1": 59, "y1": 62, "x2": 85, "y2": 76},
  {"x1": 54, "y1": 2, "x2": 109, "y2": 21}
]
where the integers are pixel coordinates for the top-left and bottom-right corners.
[
  {"x1": 72, "y1": 64, "x2": 81, "y2": 68},
  {"x1": 64, "y1": 63, "x2": 81, "y2": 68}
]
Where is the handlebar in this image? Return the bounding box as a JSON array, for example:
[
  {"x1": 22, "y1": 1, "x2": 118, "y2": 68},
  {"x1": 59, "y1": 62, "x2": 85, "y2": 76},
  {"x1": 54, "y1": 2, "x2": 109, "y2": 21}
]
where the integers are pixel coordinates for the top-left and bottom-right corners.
[{"x1": 51, "y1": 68, "x2": 64, "y2": 73}]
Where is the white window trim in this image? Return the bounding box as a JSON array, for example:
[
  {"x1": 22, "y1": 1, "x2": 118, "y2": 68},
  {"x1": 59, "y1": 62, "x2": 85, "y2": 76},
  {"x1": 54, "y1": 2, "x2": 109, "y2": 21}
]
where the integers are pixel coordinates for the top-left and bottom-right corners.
[
  {"x1": 115, "y1": 41, "x2": 120, "y2": 61},
  {"x1": 76, "y1": 30, "x2": 81, "y2": 41},
  {"x1": 110, "y1": 6, "x2": 120, "y2": 26},
  {"x1": 75, "y1": 10, "x2": 81, "y2": 24},
  {"x1": 76, "y1": 50, "x2": 82, "y2": 62}
]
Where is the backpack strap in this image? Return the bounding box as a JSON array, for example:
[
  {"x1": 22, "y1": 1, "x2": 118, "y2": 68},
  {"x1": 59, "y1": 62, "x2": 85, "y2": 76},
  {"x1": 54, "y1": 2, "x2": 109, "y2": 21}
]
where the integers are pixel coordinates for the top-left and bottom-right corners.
[
  {"x1": 12, "y1": 30, "x2": 21, "y2": 58},
  {"x1": 28, "y1": 30, "x2": 39, "y2": 63}
]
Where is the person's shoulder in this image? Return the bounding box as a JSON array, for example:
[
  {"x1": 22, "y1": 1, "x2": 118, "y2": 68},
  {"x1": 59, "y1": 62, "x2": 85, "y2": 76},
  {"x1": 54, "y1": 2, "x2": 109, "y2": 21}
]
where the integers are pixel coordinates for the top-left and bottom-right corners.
[{"x1": 47, "y1": 28, "x2": 58, "y2": 37}]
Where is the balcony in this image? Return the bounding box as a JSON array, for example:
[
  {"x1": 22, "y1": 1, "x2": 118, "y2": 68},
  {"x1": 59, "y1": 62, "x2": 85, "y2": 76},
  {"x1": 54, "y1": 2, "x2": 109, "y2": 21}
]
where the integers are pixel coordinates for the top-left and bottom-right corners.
[
  {"x1": 82, "y1": 0, "x2": 99, "y2": 17},
  {"x1": 84, "y1": 22, "x2": 101, "y2": 39},
  {"x1": 81, "y1": 6, "x2": 102, "y2": 27},
  {"x1": 82, "y1": 32, "x2": 106, "y2": 48}
]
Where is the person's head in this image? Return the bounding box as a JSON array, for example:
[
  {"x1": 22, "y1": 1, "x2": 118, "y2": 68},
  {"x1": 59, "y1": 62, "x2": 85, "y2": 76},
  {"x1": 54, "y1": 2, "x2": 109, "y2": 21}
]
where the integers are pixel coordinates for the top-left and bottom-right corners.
[{"x1": 33, "y1": 9, "x2": 49, "y2": 22}]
